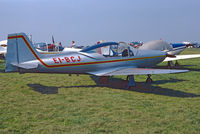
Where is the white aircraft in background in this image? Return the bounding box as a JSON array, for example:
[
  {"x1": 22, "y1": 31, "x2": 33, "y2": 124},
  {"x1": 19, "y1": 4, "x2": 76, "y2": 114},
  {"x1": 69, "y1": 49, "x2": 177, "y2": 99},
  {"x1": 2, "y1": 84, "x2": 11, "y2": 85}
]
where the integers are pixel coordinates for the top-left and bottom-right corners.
[
  {"x1": 62, "y1": 47, "x2": 82, "y2": 52},
  {"x1": 0, "y1": 40, "x2": 7, "y2": 58},
  {"x1": 138, "y1": 40, "x2": 200, "y2": 67}
]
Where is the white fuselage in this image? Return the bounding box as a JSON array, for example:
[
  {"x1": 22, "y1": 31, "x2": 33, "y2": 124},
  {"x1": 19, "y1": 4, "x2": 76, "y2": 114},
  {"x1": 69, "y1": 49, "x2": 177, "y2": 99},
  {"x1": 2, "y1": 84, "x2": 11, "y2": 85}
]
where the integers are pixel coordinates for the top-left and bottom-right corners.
[
  {"x1": 62, "y1": 47, "x2": 82, "y2": 52},
  {"x1": 0, "y1": 40, "x2": 7, "y2": 55}
]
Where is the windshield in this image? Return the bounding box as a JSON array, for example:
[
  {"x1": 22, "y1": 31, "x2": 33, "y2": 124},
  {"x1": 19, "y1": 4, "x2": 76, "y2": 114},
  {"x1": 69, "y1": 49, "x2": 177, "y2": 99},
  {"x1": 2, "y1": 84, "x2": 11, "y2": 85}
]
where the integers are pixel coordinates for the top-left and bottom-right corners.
[{"x1": 81, "y1": 42, "x2": 135, "y2": 57}]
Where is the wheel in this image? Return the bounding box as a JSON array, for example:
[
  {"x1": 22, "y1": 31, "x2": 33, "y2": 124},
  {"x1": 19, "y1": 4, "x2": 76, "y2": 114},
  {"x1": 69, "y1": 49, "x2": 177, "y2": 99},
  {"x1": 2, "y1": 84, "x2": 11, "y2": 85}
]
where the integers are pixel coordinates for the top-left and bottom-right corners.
[{"x1": 175, "y1": 61, "x2": 179, "y2": 66}]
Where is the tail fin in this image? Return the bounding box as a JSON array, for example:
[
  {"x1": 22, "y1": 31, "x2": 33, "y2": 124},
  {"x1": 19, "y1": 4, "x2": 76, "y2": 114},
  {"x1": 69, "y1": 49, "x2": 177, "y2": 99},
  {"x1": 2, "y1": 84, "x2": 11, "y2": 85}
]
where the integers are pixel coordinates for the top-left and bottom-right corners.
[{"x1": 5, "y1": 33, "x2": 41, "y2": 72}]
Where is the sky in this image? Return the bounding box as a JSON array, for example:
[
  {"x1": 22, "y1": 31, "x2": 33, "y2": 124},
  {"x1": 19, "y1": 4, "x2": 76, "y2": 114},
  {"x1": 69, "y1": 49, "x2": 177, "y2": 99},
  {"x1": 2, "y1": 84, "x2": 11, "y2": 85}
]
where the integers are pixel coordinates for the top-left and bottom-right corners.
[{"x1": 0, "y1": 0, "x2": 200, "y2": 46}]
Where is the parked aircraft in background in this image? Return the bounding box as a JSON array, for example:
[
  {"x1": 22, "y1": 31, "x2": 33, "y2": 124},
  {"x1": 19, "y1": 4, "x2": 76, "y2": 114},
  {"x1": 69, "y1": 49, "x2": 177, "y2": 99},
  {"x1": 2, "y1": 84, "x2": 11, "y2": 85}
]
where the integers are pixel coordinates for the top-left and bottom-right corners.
[
  {"x1": 196, "y1": 44, "x2": 200, "y2": 48},
  {"x1": 0, "y1": 36, "x2": 82, "y2": 57},
  {"x1": 34, "y1": 42, "x2": 82, "y2": 53},
  {"x1": 138, "y1": 40, "x2": 200, "y2": 67},
  {"x1": 6, "y1": 33, "x2": 188, "y2": 88},
  {"x1": 168, "y1": 43, "x2": 186, "y2": 55},
  {"x1": 129, "y1": 41, "x2": 143, "y2": 48},
  {"x1": 34, "y1": 36, "x2": 82, "y2": 53},
  {"x1": 164, "y1": 43, "x2": 200, "y2": 66},
  {"x1": 0, "y1": 40, "x2": 7, "y2": 58},
  {"x1": 0, "y1": 40, "x2": 65, "y2": 57},
  {"x1": 34, "y1": 42, "x2": 64, "y2": 53}
]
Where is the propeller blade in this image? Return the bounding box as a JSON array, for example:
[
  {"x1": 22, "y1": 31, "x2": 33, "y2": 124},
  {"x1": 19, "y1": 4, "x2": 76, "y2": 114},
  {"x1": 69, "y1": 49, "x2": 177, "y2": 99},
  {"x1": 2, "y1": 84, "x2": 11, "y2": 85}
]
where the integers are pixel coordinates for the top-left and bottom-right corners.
[{"x1": 52, "y1": 36, "x2": 55, "y2": 44}]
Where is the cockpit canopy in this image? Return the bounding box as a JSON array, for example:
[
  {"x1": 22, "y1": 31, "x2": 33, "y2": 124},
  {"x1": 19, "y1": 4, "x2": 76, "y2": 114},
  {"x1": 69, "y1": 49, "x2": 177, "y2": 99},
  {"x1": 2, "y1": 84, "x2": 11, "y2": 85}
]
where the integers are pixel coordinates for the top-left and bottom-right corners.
[{"x1": 81, "y1": 42, "x2": 136, "y2": 57}]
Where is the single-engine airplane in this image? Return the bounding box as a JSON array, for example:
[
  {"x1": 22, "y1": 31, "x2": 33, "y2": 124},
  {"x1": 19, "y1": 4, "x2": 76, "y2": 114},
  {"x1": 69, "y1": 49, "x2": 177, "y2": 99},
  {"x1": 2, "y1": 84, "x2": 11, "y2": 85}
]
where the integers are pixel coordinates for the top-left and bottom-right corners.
[{"x1": 5, "y1": 33, "x2": 189, "y2": 88}]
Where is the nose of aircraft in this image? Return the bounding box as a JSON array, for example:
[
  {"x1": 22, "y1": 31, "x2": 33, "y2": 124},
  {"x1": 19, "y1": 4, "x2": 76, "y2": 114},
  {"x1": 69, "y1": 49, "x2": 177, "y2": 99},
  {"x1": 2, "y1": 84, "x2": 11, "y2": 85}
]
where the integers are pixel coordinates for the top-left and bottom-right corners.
[
  {"x1": 135, "y1": 49, "x2": 167, "y2": 67},
  {"x1": 151, "y1": 50, "x2": 168, "y2": 65},
  {"x1": 141, "y1": 49, "x2": 167, "y2": 58},
  {"x1": 145, "y1": 49, "x2": 167, "y2": 63},
  {"x1": 154, "y1": 50, "x2": 167, "y2": 61}
]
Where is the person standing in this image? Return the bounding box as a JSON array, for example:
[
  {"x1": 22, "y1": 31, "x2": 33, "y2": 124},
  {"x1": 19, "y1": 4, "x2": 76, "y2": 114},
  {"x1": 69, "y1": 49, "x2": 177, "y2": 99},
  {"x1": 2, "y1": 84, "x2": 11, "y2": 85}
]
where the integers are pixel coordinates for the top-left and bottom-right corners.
[
  {"x1": 58, "y1": 42, "x2": 62, "y2": 51},
  {"x1": 70, "y1": 41, "x2": 75, "y2": 48}
]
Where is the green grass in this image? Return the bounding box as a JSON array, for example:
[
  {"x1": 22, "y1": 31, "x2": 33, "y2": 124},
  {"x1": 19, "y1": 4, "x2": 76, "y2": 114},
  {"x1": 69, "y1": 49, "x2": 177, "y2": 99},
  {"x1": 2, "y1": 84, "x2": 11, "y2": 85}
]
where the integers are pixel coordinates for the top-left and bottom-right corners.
[{"x1": 0, "y1": 48, "x2": 200, "y2": 134}]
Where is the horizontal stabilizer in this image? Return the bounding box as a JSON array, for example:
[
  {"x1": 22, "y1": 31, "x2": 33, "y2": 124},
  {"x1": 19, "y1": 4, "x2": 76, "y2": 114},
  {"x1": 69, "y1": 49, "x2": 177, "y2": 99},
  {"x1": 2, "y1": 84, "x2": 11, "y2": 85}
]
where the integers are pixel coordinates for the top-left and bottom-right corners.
[
  {"x1": 164, "y1": 54, "x2": 200, "y2": 62},
  {"x1": 89, "y1": 67, "x2": 189, "y2": 76},
  {"x1": 11, "y1": 63, "x2": 38, "y2": 69}
]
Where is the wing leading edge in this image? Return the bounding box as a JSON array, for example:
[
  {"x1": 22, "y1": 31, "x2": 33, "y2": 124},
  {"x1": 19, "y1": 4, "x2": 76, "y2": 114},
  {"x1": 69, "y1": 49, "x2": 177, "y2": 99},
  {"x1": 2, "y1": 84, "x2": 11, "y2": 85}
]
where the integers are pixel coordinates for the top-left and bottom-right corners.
[{"x1": 164, "y1": 54, "x2": 200, "y2": 62}]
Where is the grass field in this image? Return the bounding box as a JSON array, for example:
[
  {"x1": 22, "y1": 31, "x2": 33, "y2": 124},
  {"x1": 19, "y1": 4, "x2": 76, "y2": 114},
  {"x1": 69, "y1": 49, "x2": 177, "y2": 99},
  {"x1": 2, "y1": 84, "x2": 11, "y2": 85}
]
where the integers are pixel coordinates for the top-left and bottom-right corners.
[{"x1": 0, "y1": 48, "x2": 200, "y2": 134}]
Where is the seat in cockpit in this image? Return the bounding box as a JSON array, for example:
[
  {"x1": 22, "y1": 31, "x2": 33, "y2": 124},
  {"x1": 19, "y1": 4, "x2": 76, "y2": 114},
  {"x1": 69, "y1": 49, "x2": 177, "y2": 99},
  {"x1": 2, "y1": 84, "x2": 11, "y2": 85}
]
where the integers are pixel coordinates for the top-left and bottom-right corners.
[{"x1": 122, "y1": 49, "x2": 128, "y2": 57}]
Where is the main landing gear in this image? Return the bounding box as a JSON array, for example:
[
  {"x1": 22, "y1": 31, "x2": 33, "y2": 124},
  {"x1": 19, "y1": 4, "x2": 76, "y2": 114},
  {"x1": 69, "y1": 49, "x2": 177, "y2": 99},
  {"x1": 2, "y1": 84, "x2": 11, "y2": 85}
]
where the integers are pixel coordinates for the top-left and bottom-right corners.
[
  {"x1": 126, "y1": 75, "x2": 135, "y2": 86},
  {"x1": 175, "y1": 60, "x2": 179, "y2": 66},
  {"x1": 125, "y1": 75, "x2": 135, "y2": 89},
  {"x1": 168, "y1": 60, "x2": 179, "y2": 68},
  {"x1": 126, "y1": 74, "x2": 153, "y2": 89},
  {"x1": 98, "y1": 74, "x2": 154, "y2": 89}
]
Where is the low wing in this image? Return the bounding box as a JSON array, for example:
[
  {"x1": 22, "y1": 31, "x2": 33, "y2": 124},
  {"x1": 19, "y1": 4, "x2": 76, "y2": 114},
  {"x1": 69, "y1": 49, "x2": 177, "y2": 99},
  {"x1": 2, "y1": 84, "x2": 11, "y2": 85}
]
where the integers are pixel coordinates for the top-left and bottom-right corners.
[
  {"x1": 164, "y1": 54, "x2": 200, "y2": 62},
  {"x1": 88, "y1": 67, "x2": 189, "y2": 76}
]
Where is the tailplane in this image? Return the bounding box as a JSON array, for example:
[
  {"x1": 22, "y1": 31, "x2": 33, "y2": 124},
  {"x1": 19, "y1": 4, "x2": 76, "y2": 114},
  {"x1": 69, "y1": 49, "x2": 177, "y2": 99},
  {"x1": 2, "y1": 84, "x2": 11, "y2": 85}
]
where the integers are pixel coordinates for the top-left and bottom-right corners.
[{"x1": 5, "y1": 33, "x2": 41, "y2": 72}]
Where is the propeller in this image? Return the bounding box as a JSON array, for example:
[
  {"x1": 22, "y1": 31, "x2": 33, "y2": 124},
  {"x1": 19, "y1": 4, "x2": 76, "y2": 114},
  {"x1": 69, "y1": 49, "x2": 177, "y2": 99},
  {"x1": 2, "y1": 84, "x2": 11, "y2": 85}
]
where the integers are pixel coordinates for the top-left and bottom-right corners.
[{"x1": 52, "y1": 35, "x2": 55, "y2": 44}]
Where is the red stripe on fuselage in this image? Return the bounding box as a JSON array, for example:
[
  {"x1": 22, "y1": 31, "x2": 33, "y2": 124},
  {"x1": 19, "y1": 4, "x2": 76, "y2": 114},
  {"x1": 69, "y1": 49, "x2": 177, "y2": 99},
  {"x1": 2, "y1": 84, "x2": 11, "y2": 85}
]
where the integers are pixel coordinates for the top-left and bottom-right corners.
[{"x1": 8, "y1": 35, "x2": 165, "y2": 68}]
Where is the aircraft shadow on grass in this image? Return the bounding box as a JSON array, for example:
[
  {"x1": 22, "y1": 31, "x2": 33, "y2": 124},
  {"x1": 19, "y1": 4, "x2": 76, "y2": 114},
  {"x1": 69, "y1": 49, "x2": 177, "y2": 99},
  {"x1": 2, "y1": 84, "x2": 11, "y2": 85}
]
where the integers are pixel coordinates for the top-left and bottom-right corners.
[
  {"x1": 27, "y1": 84, "x2": 58, "y2": 94},
  {"x1": 27, "y1": 76, "x2": 200, "y2": 98},
  {"x1": 88, "y1": 76, "x2": 200, "y2": 98}
]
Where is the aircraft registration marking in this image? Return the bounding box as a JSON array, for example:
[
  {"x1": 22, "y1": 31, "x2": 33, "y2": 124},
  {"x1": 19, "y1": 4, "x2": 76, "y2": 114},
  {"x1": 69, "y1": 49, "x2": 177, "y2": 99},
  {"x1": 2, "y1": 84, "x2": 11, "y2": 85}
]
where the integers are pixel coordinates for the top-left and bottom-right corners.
[{"x1": 53, "y1": 56, "x2": 81, "y2": 64}]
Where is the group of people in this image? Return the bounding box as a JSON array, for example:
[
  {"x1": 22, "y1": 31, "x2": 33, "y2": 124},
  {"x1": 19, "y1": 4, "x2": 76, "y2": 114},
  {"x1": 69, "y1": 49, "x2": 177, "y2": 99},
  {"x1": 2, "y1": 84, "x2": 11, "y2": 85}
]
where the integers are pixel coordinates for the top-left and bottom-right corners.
[
  {"x1": 57, "y1": 41, "x2": 76, "y2": 48},
  {"x1": 54, "y1": 41, "x2": 76, "y2": 51}
]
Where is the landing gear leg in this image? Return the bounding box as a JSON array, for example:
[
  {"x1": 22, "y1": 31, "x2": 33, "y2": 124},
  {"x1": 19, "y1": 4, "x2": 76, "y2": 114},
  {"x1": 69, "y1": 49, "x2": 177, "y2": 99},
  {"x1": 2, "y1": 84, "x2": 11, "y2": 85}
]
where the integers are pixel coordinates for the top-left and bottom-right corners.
[
  {"x1": 167, "y1": 61, "x2": 174, "y2": 68},
  {"x1": 175, "y1": 60, "x2": 179, "y2": 67},
  {"x1": 146, "y1": 74, "x2": 153, "y2": 83},
  {"x1": 125, "y1": 75, "x2": 135, "y2": 89}
]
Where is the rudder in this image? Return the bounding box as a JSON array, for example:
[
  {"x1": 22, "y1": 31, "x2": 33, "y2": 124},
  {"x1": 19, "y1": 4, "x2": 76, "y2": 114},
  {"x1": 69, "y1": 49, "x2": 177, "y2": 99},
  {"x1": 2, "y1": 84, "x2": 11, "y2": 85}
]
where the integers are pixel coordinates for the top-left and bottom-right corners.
[{"x1": 5, "y1": 33, "x2": 41, "y2": 72}]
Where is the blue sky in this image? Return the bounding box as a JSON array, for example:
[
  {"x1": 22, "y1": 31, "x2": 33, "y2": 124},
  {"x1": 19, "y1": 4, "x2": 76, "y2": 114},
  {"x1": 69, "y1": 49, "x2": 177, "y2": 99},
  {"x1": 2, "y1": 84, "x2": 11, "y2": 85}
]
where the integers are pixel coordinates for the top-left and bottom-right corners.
[{"x1": 0, "y1": 0, "x2": 200, "y2": 46}]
